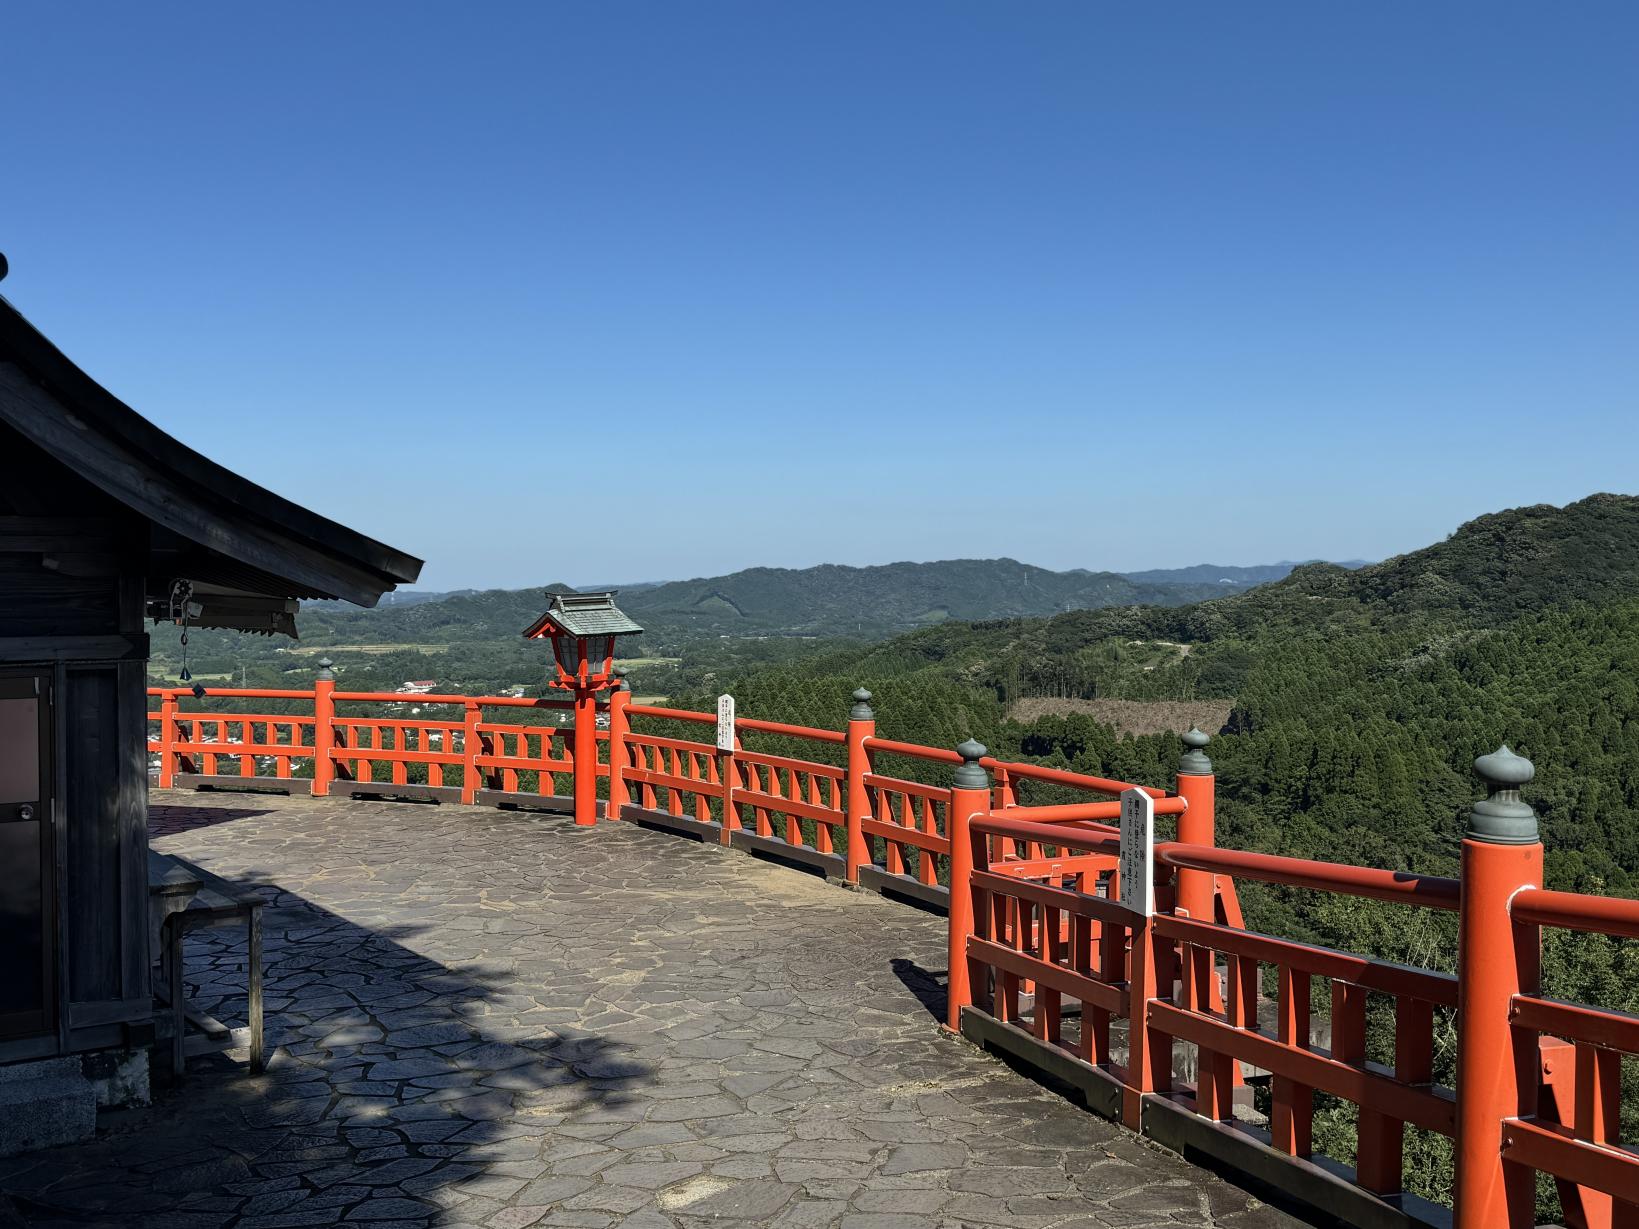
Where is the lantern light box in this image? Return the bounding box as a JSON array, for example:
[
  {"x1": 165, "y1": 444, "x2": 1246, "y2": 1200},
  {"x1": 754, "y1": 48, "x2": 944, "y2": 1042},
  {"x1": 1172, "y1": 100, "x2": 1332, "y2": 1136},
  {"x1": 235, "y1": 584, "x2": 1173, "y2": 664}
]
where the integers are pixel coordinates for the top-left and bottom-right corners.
[{"x1": 522, "y1": 591, "x2": 643, "y2": 691}]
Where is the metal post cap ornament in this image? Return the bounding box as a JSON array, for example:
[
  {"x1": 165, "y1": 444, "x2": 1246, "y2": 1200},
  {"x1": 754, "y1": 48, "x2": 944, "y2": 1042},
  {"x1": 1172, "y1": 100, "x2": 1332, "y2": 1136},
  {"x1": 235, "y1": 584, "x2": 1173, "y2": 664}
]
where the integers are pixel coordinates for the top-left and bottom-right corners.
[
  {"x1": 316, "y1": 656, "x2": 335, "y2": 682},
  {"x1": 953, "y1": 739, "x2": 989, "y2": 790},
  {"x1": 1179, "y1": 727, "x2": 1212, "y2": 775},
  {"x1": 1468, "y1": 744, "x2": 1538, "y2": 844},
  {"x1": 849, "y1": 688, "x2": 874, "y2": 721}
]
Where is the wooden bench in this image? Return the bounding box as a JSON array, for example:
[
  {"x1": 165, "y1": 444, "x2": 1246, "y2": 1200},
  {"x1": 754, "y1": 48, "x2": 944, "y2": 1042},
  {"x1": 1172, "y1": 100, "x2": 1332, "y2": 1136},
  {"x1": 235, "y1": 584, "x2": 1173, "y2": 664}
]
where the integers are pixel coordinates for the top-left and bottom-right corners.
[{"x1": 147, "y1": 852, "x2": 264, "y2": 1076}]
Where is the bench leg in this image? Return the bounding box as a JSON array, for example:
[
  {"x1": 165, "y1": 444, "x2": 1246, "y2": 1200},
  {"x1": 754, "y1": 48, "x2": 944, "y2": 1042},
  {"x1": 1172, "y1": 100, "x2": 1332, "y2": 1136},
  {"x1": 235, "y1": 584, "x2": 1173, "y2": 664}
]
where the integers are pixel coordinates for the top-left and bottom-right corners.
[
  {"x1": 247, "y1": 907, "x2": 264, "y2": 1073},
  {"x1": 168, "y1": 920, "x2": 185, "y2": 1080}
]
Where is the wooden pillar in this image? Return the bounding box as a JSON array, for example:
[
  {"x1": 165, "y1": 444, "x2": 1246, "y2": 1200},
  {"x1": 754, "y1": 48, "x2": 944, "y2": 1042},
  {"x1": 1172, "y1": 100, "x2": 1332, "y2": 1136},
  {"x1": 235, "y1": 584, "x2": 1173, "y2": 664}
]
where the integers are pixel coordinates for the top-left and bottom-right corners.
[
  {"x1": 606, "y1": 669, "x2": 631, "y2": 818},
  {"x1": 573, "y1": 686, "x2": 598, "y2": 826},
  {"x1": 844, "y1": 688, "x2": 875, "y2": 884},
  {"x1": 946, "y1": 738, "x2": 989, "y2": 1032},
  {"x1": 1454, "y1": 745, "x2": 1542, "y2": 1229},
  {"x1": 311, "y1": 658, "x2": 335, "y2": 797}
]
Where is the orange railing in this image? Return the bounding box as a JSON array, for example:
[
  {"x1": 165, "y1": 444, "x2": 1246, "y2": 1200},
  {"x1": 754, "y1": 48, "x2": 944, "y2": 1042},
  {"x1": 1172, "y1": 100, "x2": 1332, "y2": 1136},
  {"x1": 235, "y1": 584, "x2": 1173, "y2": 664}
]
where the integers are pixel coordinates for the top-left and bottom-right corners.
[
  {"x1": 148, "y1": 682, "x2": 598, "y2": 808},
  {"x1": 147, "y1": 672, "x2": 1639, "y2": 1229}
]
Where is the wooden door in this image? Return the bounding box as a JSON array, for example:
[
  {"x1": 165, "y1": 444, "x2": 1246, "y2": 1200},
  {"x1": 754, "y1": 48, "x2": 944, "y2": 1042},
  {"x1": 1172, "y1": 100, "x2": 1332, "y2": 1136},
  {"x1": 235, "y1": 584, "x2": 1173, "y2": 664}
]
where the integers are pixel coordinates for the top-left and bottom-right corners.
[{"x1": 0, "y1": 670, "x2": 53, "y2": 1040}]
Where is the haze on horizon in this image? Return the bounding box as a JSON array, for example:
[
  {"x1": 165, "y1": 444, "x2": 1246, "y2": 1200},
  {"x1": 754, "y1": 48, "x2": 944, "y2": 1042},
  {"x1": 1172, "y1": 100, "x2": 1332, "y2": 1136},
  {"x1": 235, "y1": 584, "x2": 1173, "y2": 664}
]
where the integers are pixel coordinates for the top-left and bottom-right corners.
[{"x1": 4, "y1": 3, "x2": 1636, "y2": 590}]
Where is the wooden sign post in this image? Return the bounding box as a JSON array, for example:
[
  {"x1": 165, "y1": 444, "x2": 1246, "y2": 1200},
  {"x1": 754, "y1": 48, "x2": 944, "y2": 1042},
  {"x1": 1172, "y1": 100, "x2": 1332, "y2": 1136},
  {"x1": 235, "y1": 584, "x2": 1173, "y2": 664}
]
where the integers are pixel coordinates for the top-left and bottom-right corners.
[
  {"x1": 1119, "y1": 787, "x2": 1155, "y2": 916},
  {"x1": 715, "y1": 694, "x2": 735, "y2": 752}
]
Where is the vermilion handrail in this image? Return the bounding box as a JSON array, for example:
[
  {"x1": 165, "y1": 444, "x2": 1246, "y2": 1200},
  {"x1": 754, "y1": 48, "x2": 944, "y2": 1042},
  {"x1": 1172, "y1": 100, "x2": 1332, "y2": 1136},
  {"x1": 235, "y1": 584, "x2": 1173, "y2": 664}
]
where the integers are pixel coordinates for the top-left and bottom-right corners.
[
  {"x1": 863, "y1": 736, "x2": 961, "y2": 763},
  {"x1": 972, "y1": 812, "x2": 1460, "y2": 910},
  {"x1": 973, "y1": 812, "x2": 1121, "y2": 855},
  {"x1": 863, "y1": 738, "x2": 1161, "y2": 799},
  {"x1": 331, "y1": 690, "x2": 578, "y2": 708},
  {"x1": 626, "y1": 704, "x2": 848, "y2": 745},
  {"x1": 1509, "y1": 887, "x2": 1639, "y2": 939},
  {"x1": 1160, "y1": 842, "x2": 1462, "y2": 911},
  {"x1": 626, "y1": 703, "x2": 713, "y2": 723},
  {"x1": 735, "y1": 716, "x2": 847, "y2": 744},
  {"x1": 995, "y1": 797, "x2": 1187, "y2": 824},
  {"x1": 149, "y1": 687, "x2": 315, "y2": 700},
  {"x1": 991, "y1": 759, "x2": 1166, "y2": 798}
]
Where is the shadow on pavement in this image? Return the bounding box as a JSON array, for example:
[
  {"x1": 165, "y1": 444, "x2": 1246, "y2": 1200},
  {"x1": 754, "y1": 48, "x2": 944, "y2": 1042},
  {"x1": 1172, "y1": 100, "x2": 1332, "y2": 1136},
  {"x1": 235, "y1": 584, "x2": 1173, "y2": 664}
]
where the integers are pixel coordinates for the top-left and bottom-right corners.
[{"x1": 0, "y1": 865, "x2": 652, "y2": 1229}]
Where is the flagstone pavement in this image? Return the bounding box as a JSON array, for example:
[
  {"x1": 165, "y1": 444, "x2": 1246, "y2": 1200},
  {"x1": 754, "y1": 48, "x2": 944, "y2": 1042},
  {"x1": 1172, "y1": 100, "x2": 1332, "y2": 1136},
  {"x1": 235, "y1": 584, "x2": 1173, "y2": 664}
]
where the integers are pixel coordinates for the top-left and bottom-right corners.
[{"x1": 0, "y1": 791, "x2": 1302, "y2": 1229}]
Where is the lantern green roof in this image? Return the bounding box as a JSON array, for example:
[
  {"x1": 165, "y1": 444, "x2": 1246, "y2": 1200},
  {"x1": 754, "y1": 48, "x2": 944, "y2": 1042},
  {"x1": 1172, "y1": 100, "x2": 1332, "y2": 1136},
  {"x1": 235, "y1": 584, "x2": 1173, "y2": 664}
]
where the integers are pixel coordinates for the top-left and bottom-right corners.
[{"x1": 523, "y1": 591, "x2": 644, "y2": 639}]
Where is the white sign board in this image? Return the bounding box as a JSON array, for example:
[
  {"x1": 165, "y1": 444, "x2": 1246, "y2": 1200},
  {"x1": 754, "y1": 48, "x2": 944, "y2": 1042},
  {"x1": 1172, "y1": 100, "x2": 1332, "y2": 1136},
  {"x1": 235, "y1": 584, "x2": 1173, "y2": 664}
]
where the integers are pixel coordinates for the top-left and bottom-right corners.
[
  {"x1": 716, "y1": 694, "x2": 735, "y2": 751},
  {"x1": 1119, "y1": 787, "x2": 1155, "y2": 917}
]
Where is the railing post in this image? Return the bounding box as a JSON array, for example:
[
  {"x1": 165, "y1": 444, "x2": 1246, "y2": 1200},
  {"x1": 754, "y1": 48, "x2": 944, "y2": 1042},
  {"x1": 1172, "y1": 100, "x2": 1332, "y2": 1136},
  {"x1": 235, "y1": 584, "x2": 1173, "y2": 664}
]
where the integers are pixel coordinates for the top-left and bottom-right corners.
[
  {"x1": 1454, "y1": 745, "x2": 1543, "y2": 1229},
  {"x1": 1173, "y1": 728, "x2": 1215, "y2": 921},
  {"x1": 606, "y1": 668, "x2": 630, "y2": 820},
  {"x1": 946, "y1": 738, "x2": 989, "y2": 1033},
  {"x1": 844, "y1": 688, "x2": 875, "y2": 884},
  {"x1": 158, "y1": 691, "x2": 178, "y2": 788},
  {"x1": 460, "y1": 700, "x2": 482, "y2": 804},
  {"x1": 311, "y1": 658, "x2": 335, "y2": 798},
  {"x1": 572, "y1": 686, "x2": 598, "y2": 826}
]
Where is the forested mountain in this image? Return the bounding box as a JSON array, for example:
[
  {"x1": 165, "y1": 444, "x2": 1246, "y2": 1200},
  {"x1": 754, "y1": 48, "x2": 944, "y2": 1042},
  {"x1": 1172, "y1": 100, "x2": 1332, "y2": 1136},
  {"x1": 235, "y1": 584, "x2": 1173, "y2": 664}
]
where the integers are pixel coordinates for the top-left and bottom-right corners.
[
  {"x1": 157, "y1": 557, "x2": 1291, "y2": 696},
  {"x1": 617, "y1": 557, "x2": 1247, "y2": 637},
  {"x1": 801, "y1": 493, "x2": 1639, "y2": 703},
  {"x1": 248, "y1": 557, "x2": 1273, "y2": 647}
]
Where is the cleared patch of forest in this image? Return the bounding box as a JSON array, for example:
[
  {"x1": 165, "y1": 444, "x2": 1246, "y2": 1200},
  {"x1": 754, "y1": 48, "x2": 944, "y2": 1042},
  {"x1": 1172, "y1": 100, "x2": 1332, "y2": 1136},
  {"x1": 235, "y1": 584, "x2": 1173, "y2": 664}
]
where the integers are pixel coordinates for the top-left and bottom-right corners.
[{"x1": 1005, "y1": 696, "x2": 1234, "y2": 736}]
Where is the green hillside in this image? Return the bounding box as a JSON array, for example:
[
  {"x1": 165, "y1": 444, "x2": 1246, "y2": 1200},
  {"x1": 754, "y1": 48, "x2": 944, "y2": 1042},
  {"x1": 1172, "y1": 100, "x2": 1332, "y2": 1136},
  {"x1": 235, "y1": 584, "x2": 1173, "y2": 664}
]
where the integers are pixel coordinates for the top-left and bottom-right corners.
[
  {"x1": 802, "y1": 493, "x2": 1639, "y2": 704},
  {"x1": 153, "y1": 557, "x2": 1277, "y2": 697},
  {"x1": 615, "y1": 557, "x2": 1247, "y2": 638}
]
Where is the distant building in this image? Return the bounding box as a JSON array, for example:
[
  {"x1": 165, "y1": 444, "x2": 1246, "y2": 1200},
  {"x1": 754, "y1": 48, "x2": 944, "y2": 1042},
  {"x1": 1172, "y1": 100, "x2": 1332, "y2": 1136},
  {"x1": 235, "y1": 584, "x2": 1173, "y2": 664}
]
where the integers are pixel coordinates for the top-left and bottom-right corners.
[{"x1": 395, "y1": 680, "x2": 438, "y2": 695}]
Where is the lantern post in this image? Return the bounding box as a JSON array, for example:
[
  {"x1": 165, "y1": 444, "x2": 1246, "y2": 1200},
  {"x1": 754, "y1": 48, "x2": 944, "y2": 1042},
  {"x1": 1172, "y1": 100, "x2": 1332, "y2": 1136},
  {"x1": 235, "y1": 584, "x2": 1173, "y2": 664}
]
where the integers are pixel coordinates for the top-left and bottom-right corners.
[{"x1": 521, "y1": 592, "x2": 643, "y2": 827}]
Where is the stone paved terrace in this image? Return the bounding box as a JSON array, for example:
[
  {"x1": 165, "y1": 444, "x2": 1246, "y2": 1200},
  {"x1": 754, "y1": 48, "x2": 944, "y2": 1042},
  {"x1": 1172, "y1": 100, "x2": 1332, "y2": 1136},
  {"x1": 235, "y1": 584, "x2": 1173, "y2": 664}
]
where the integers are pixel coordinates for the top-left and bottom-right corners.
[{"x1": 0, "y1": 792, "x2": 1303, "y2": 1229}]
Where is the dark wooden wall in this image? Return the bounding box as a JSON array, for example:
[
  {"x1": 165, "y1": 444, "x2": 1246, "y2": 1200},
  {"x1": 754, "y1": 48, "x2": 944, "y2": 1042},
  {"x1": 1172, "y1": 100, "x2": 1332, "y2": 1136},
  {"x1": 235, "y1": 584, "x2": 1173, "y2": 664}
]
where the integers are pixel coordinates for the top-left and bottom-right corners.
[{"x1": 0, "y1": 424, "x2": 151, "y2": 1059}]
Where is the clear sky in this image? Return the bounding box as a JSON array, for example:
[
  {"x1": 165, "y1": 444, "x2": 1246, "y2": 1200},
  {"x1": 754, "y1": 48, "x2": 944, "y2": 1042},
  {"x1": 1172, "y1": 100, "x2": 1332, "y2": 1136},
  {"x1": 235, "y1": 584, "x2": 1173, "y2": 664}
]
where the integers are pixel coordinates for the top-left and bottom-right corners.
[{"x1": 3, "y1": 3, "x2": 1635, "y2": 591}]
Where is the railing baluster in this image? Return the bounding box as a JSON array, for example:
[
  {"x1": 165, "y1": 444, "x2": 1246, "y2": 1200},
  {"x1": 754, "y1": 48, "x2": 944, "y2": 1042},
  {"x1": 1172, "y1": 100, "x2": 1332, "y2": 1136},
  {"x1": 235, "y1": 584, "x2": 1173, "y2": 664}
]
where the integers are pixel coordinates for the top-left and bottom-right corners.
[{"x1": 1271, "y1": 966, "x2": 1313, "y2": 1157}]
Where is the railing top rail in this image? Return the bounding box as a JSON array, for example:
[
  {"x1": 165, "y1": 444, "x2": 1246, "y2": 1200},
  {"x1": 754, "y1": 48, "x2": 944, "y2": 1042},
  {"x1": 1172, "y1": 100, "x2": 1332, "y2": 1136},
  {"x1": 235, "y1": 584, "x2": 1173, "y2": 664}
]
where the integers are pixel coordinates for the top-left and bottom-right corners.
[
  {"x1": 861, "y1": 737, "x2": 1165, "y2": 798},
  {"x1": 625, "y1": 703, "x2": 713, "y2": 724},
  {"x1": 974, "y1": 813, "x2": 1122, "y2": 856},
  {"x1": 1162, "y1": 841, "x2": 1461, "y2": 911},
  {"x1": 625, "y1": 704, "x2": 847, "y2": 746},
  {"x1": 990, "y1": 758, "x2": 1166, "y2": 798},
  {"x1": 862, "y1": 771, "x2": 952, "y2": 801},
  {"x1": 626, "y1": 730, "x2": 723, "y2": 754},
  {"x1": 170, "y1": 714, "x2": 316, "y2": 726},
  {"x1": 1510, "y1": 886, "x2": 1639, "y2": 940},
  {"x1": 332, "y1": 690, "x2": 578, "y2": 708},
  {"x1": 971, "y1": 812, "x2": 1460, "y2": 910},
  {"x1": 862, "y1": 736, "x2": 961, "y2": 764},
  {"x1": 148, "y1": 687, "x2": 316, "y2": 700},
  {"x1": 735, "y1": 716, "x2": 848, "y2": 744},
  {"x1": 737, "y1": 747, "x2": 847, "y2": 776},
  {"x1": 147, "y1": 685, "x2": 583, "y2": 710},
  {"x1": 994, "y1": 797, "x2": 1187, "y2": 824}
]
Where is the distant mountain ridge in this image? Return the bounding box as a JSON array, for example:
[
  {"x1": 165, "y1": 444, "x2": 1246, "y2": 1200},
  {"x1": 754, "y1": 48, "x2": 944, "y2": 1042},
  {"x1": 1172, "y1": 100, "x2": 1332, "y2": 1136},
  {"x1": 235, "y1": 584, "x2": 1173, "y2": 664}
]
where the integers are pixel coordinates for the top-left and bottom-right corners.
[
  {"x1": 1117, "y1": 560, "x2": 1369, "y2": 587},
  {"x1": 286, "y1": 556, "x2": 1317, "y2": 648},
  {"x1": 615, "y1": 558, "x2": 1254, "y2": 639},
  {"x1": 796, "y1": 493, "x2": 1639, "y2": 701}
]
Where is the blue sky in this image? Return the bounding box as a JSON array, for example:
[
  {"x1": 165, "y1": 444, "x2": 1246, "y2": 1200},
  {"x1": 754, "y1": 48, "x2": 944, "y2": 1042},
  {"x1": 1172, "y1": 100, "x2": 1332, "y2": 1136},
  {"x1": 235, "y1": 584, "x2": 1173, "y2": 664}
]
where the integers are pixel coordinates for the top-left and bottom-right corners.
[{"x1": 3, "y1": 3, "x2": 1636, "y2": 590}]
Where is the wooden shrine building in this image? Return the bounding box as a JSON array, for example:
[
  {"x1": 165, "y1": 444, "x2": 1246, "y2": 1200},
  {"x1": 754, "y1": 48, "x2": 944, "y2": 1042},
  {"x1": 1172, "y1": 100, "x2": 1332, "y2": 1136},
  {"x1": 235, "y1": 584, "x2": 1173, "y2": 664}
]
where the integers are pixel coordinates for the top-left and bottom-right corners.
[{"x1": 0, "y1": 255, "x2": 421, "y2": 1138}]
